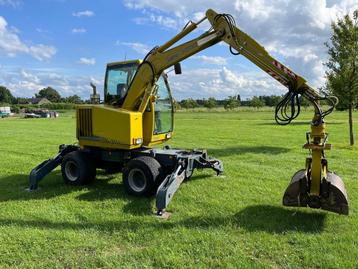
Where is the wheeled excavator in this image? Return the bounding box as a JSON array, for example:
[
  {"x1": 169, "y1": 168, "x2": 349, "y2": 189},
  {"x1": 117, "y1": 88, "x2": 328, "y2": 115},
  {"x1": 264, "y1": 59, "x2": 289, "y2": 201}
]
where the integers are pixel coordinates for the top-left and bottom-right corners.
[{"x1": 29, "y1": 9, "x2": 349, "y2": 216}]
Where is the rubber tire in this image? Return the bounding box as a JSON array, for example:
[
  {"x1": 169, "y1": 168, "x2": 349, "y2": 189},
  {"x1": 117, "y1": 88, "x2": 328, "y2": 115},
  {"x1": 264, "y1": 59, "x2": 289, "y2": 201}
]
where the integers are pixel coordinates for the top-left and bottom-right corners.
[
  {"x1": 123, "y1": 156, "x2": 162, "y2": 196},
  {"x1": 61, "y1": 150, "x2": 96, "y2": 186}
]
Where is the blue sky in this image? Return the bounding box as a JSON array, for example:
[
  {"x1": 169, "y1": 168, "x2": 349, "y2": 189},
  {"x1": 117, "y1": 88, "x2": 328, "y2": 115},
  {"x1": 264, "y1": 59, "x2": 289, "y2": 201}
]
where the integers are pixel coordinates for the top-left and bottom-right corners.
[{"x1": 0, "y1": 0, "x2": 357, "y2": 100}]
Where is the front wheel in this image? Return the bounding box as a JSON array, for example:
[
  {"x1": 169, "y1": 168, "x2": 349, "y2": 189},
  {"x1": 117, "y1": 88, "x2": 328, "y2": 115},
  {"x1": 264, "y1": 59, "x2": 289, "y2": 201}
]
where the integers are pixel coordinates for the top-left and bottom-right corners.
[
  {"x1": 61, "y1": 151, "x2": 96, "y2": 185},
  {"x1": 123, "y1": 156, "x2": 162, "y2": 196}
]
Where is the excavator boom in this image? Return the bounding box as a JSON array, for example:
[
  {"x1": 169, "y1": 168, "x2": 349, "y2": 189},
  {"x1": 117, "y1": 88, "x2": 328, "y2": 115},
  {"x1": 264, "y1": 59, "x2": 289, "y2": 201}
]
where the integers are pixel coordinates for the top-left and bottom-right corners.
[{"x1": 120, "y1": 9, "x2": 348, "y2": 215}]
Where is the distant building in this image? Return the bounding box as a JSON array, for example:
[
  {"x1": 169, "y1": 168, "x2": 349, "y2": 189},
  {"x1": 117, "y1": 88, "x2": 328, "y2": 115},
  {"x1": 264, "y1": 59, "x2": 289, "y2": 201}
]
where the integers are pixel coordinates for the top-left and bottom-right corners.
[
  {"x1": 28, "y1": 98, "x2": 51, "y2": 105},
  {"x1": 0, "y1": 106, "x2": 11, "y2": 113},
  {"x1": 0, "y1": 106, "x2": 11, "y2": 117}
]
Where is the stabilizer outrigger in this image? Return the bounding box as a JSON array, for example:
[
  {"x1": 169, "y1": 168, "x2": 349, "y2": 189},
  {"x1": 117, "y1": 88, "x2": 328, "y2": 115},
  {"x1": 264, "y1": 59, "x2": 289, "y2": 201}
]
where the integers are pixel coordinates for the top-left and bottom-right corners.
[{"x1": 29, "y1": 144, "x2": 78, "y2": 191}]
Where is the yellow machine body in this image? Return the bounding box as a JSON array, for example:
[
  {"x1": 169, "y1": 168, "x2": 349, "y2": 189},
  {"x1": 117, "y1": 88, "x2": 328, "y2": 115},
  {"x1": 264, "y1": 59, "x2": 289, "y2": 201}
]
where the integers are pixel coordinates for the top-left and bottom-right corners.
[
  {"x1": 77, "y1": 60, "x2": 173, "y2": 150},
  {"x1": 77, "y1": 105, "x2": 142, "y2": 150}
]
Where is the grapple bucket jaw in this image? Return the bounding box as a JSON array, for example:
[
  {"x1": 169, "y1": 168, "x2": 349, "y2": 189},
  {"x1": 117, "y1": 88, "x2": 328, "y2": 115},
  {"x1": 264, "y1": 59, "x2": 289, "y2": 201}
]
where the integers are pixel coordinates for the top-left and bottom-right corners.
[{"x1": 283, "y1": 169, "x2": 349, "y2": 215}]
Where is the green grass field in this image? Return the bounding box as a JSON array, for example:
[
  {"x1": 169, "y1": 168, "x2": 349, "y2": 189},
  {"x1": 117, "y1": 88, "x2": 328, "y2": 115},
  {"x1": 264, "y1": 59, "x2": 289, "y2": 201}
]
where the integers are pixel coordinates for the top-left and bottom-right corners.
[{"x1": 0, "y1": 110, "x2": 357, "y2": 268}]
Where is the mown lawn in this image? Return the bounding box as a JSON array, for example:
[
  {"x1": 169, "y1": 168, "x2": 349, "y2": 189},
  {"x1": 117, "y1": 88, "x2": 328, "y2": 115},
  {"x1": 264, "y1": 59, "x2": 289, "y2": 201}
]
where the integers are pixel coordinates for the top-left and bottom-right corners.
[{"x1": 0, "y1": 110, "x2": 357, "y2": 268}]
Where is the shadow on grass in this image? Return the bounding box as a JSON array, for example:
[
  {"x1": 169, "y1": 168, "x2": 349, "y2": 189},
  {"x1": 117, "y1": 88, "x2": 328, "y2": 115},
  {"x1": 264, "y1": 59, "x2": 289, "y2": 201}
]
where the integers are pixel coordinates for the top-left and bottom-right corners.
[
  {"x1": 184, "y1": 173, "x2": 213, "y2": 183},
  {"x1": 122, "y1": 198, "x2": 154, "y2": 216},
  {"x1": 0, "y1": 171, "x2": 214, "y2": 210},
  {"x1": 0, "y1": 174, "x2": 324, "y2": 233},
  {"x1": 209, "y1": 145, "x2": 290, "y2": 157},
  {"x1": 233, "y1": 205, "x2": 326, "y2": 233},
  {"x1": 0, "y1": 205, "x2": 325, "y2": 234},
  {"x1": 0, "y1": 172, "x2": 128, "y2": 203},
  {"x1": 0, "y1": 172, "x2": 156, "y2": 216}
]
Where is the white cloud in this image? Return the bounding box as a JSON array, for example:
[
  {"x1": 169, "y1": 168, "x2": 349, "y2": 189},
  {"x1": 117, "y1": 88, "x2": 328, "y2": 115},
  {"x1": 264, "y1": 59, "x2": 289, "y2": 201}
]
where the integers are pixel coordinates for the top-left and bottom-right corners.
[
  {"x1": 192, "y1": 55, "x2": 228, "y2": 65},
  {"x1": 36, "y1": 28, "x2": 49, "y2": 34},
  {"x1": 72, "y1": 28, "x2": 87, "y2": 33},
  {"x1": 29, "y1": 44, "x2": 57, "y2": 61},
  {"x1": 0, "y1": 68, "x2": 44, "y2": 97},
  {"x1": 148, "y1": 14, "x2": 178, "y2": 29},
  {"x1": 72, "y1": 10, "x2": 95, "y2": 17},
  {"x1": 235, "y1": 0, "x2": 277, "y2": 21},
  {"x1": 0, "y1": 16, "x2": 56, "y2": 61},
  {"x1": 0, "y1": 68, "x2": 102, "y2": 98},
  {"x1": 132, "y1": 10, "x2": 178, "y2": 29},
  {"x1": 0, "y1": 16, "x2": 28, "y2": 56},
  {"x1": 0, "y1": 0, "x2": 21, "y2": 7},
  {"x1": 90, "y1": 77, "x2": 101, "y2": 86},
  {"x1": 123, "y1": 0, "x2": 202, "y2": 18},
  {"x1": 118, "y1": 41, "x2": 152, "y2": 55},
  {"x1": 78, "y1": 57, "x2": 96, "y2": 65},
  {"x1": 20, "y1": 69, "x2": 40, "y2": 84},
  {"x1": 132, "y1": 17, "x2": 147, "y2": 25},
  {"x1": 168, "y1": 66, "x2": 286, "y2": 100}
]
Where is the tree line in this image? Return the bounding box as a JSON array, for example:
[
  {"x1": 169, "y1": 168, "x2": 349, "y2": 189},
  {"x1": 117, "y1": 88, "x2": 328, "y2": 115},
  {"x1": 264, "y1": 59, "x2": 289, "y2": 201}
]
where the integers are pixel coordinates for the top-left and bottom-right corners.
[
  {"x1": 0, "y1": 86, "x2": 85, "y2": 105},
  {"x1": 177, "y1": 94, "x2": 312, "y2": 110}
]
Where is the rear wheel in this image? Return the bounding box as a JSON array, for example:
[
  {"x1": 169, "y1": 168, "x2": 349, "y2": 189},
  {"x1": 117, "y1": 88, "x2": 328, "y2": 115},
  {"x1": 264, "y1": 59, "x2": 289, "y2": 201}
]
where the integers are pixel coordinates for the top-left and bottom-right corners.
[
  {"x1": 123, "y1": 156, "x2": 162, "y2": 196},
  {"x1": 61, "y1": 151, "x2": 96, "y2": 185}
]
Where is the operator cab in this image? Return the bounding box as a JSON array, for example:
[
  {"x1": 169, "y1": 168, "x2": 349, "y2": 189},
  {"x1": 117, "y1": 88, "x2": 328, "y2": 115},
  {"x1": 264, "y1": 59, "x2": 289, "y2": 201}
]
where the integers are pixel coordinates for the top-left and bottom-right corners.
[
  {"x1": 105, "y1": 60, "x2": 139, "y2": 106},
  {"x1": 104, "y1": 59, "x2": 174, "y2": 136}
]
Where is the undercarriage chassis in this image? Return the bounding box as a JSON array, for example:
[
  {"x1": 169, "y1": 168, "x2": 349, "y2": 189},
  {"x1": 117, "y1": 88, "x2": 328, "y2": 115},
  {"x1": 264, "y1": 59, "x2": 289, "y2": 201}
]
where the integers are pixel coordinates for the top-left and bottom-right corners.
[{"x1": 29, "y1": 144, "x2": 223, "y2": 214}]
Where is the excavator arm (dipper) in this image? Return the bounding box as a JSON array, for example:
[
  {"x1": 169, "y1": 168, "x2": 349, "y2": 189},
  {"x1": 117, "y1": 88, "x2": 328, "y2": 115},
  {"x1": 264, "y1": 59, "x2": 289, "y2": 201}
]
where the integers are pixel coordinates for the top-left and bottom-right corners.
[{"x1": 120, "y1": 9, "x2": 348, "y2": 215}]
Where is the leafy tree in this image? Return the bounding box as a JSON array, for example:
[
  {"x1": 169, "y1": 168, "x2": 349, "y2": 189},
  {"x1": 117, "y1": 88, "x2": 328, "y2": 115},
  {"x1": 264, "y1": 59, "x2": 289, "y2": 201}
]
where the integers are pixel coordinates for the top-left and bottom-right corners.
[
  {"x1": 65, "y1": 95, "x2": 83, "y2": 104},
  {"x1": 261, "y1": 95, "x2": 282, "y2": 107},
  {"x1": 325, "y1": 10, "x2": 358, "y2": 145},
  {"x1": 249, "y1": 96, "x2": 265, "y2": 108},
  {"x1": 203, "y1": 97, "x2": 217, "y2": 109},
  {"x1": 10, "y1": 105, "x2": 20, "y2": 114},
  {"x1": 224, "y1": 96, "x2": 240, "y2": 110},
  {"x1": 172, "y1": 99, "x2": 181, "y2": 111},
  {"x1": 237, "y1": 94, "x2": 241, "y2": 103},
  {"x1": 299, "y1": 95, "x2": 311, "y2": 109},
  {"x1": 15, "y1": 97, "x2": 29, "y2": 104},
  {"x1": 0, "y1": 86, "x2": 15, "y2": 104},
  {"x1": 36, "y1": 87, "x2": 61, "y2": 103},
  {"x1": 180, "y1": 98, "x2": 198, "y2": 109}
]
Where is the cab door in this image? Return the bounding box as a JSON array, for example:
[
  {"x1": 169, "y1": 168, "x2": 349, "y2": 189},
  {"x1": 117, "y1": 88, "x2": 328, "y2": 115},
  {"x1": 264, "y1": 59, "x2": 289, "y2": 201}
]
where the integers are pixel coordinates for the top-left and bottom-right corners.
[{"x1": 143, "y1": 74, "x2": 174, "y2": 145}]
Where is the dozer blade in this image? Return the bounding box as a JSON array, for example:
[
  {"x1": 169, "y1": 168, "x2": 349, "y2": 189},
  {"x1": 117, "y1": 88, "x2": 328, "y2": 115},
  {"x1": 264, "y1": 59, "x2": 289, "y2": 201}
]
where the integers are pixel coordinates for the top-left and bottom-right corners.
[{"x1": 283, "y1": 169, "x2": 349, "y2": 215}]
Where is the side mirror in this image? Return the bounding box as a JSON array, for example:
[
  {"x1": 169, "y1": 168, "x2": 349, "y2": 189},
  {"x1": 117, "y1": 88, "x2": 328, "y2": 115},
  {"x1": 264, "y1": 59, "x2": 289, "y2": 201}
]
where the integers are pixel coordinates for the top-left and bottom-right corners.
[{"x1": 174, "y1": 63, "x2": 182, "y2": 75}]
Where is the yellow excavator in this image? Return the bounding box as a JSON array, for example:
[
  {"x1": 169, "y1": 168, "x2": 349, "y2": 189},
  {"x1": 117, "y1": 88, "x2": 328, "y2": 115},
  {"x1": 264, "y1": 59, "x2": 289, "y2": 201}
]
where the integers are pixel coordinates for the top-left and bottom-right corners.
[{"x1": 29, "y1": 9, "x2": 348, "y2": 216}]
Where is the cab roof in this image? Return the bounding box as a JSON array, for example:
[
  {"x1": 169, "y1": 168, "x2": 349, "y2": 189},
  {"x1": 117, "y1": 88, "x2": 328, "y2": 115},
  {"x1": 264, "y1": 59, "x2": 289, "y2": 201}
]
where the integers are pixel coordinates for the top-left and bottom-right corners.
[{"x1": 107, "y1": 59, "x2": 142, "y2": 67}]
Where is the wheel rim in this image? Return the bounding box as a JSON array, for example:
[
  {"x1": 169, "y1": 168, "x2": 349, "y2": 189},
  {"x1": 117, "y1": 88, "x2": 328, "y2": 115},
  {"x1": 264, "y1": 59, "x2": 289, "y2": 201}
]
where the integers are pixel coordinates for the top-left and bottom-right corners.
[
  {"x1": 65, "y1": 160, "x2": 79, "y2": 182},
  {"x1": 128, "y1": 168, "x2": 147, "y2": 192}
]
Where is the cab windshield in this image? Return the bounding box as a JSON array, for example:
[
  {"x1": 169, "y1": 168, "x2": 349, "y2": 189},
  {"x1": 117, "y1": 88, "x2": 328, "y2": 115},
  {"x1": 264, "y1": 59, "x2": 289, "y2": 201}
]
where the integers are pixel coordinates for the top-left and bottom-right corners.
[{"x1": 105, "y1": 62, "x2": 138, "y2": 104}]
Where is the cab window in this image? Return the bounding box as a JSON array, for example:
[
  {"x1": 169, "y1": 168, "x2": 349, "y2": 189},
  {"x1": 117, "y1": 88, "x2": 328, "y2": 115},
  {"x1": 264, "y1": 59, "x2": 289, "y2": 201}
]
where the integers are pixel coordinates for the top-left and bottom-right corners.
[{"x1": 154, "y1": 75, "x2": 173, "y2": 134}]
